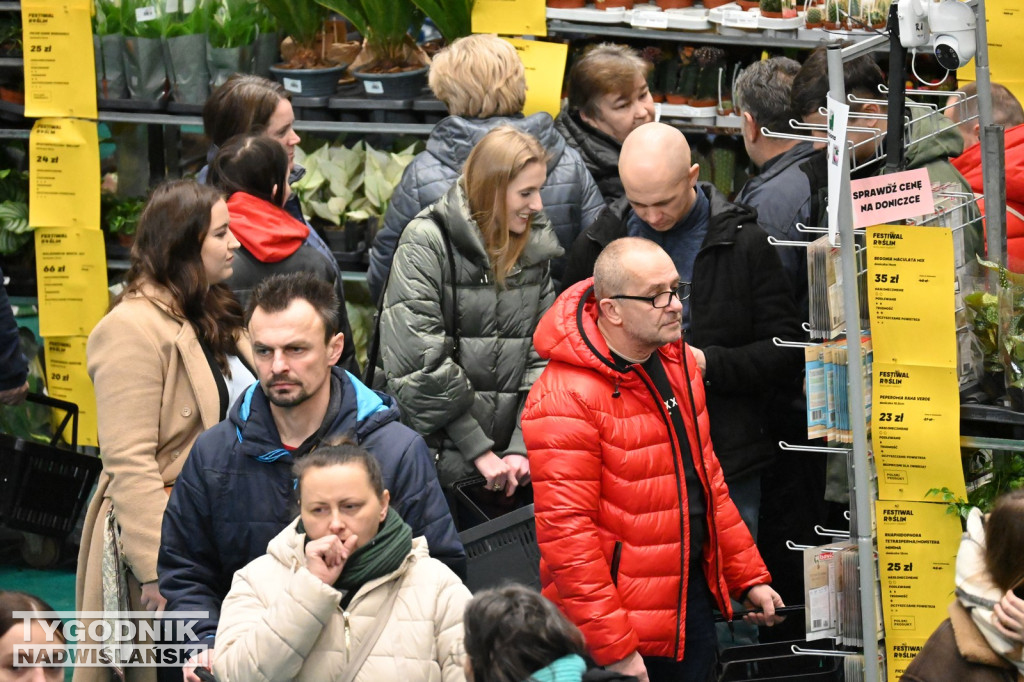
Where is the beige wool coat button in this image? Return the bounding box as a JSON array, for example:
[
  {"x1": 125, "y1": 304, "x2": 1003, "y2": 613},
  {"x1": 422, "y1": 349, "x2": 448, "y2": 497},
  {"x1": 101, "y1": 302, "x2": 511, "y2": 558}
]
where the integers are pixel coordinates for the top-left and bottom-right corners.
[{"x1": 181, "y1": 406, "x2": 192, "y2": 417}]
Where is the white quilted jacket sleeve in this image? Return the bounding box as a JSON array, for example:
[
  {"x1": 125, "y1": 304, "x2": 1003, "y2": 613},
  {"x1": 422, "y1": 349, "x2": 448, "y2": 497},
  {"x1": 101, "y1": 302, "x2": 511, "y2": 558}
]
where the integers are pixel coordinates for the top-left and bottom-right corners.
[{"x1": 213, "y1": 557, "x2": 341, "y2": 682}]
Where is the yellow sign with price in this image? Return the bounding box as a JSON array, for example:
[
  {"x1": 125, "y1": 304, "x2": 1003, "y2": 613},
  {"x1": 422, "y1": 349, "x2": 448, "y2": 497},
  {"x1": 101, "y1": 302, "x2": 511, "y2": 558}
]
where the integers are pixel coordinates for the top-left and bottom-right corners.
[
  {"x1": 29, "y1": 118, "x2": 101, "y2": 230},
  {"x1": 34, "y1": 226, "x2": 108, "y2": 338},
  {"x1": 21, "y1": 0, "x2": 97, "y2": 119}
]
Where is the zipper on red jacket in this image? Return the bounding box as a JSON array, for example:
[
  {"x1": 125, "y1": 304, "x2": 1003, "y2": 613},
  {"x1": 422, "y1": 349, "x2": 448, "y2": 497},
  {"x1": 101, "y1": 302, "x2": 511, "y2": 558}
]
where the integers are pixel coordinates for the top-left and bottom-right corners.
[{"x1": 631, "y1": 364, "x2": 688, "y2": 662}]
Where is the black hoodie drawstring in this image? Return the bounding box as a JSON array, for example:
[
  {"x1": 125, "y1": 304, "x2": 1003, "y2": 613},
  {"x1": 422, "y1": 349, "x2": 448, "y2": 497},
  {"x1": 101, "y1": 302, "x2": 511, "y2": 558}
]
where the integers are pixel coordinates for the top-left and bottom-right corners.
[{"x1": 612, "y1": 378, "x2": 621, "y2": 399}]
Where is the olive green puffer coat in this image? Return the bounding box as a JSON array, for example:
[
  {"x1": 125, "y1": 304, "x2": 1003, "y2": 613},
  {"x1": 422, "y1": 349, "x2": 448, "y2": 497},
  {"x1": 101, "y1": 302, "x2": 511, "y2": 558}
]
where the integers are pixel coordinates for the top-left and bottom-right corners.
[{"x1": 379, "y1": 180, "x2": 563, "y2": 486}]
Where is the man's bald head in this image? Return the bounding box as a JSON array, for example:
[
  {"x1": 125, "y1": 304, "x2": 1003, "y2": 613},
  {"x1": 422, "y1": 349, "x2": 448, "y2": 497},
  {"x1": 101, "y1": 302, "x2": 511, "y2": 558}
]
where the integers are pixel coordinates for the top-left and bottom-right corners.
[
  {"x1": 593, "y1": 237, "x2": 666, "y2": 301},
  {"x1": 618, "y1": 123, "x2": 701, "y2": 233},
  {"x1": 619, "y1": 122, "x2": 692, "y2": 188}
]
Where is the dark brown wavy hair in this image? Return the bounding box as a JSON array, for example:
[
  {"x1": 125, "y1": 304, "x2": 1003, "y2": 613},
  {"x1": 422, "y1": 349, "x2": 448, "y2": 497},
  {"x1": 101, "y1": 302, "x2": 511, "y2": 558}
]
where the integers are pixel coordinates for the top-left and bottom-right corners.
[{"x1": 120, "y1": 179, "x2": 244, "y2": 372}]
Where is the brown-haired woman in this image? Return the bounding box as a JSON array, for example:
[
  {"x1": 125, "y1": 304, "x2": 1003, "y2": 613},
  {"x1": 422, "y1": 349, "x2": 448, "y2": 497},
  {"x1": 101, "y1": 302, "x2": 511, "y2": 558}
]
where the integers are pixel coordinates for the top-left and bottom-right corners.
[
  {"x1": 0, "y1": 591, "x2": 65, "y2": 682},
  {"x1": 902, "y1": 489, "x2": 1024, "y2": 681},
  {"x1": 198, "y1": 74, "x2": 357, "y2": 372},
  {"x1": 75, "y1": 179, "x2": 254, "y2": 682},
  {"x1": 377, "y1": 126, "x2": 563, "y2": 501}
]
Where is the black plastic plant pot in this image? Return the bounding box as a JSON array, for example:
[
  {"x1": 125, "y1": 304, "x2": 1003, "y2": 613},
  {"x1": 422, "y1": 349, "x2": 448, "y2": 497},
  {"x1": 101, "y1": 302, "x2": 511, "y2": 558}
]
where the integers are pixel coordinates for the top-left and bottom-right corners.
[
  {"x1": 269, "y1": 64, "x2": 344, "y2": 98},
  {"x1": 352, "y1": 65, "x2": 428, "y2": 99}
]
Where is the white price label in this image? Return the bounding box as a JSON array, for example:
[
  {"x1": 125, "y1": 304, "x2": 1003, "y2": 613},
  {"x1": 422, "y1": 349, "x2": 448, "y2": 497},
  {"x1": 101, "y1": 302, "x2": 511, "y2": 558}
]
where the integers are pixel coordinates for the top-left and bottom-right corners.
[
  {"x1": 166, "y1": 0, "x2": 197, "y2": 12},
  {"x1": 282, "y1": 78, "x2": 302, "y2": 94},
  {"x1": 363, "y1": 80, "x2": 384, "y2": 94},
  {"x1": 135, "y1": 6, "x2": 158, "y2": 22},
  {"x1": 631, "y1": 11, "x2": 670, "y2": 28},
  {"x1": 722, "y1": 9, "x2": 759, "y2": 26}
]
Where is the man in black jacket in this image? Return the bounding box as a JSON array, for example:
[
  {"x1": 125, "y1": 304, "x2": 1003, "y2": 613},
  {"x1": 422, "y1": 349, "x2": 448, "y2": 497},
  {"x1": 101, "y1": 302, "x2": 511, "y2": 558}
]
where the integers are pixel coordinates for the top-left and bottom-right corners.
[
  {"x1": 159, "y1": 273, "x2": 464, "y2": 682},
  {"x1": 562, "y1": 123, "x2": 804, "y2": 553}
]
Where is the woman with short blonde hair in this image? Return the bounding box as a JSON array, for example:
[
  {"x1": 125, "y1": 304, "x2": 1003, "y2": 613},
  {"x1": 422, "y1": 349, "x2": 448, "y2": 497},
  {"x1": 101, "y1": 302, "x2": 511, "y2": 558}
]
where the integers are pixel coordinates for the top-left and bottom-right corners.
[
  {"x1": 368, "y1": 34, "x2": 604, "y2": 301},
  {"x1": 428, "y1": 34, "x2": 526, "y2": 118}
]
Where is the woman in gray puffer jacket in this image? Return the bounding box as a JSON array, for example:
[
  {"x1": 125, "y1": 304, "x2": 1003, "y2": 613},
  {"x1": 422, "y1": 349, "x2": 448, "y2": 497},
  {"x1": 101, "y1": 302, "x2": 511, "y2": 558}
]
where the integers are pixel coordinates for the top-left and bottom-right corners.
[
  {"x1": 367, "y1": 34, "x2": 603, "y2": 302},
  {"x1": 378, "y1": 127, "x2": 562, "y2": 496}
]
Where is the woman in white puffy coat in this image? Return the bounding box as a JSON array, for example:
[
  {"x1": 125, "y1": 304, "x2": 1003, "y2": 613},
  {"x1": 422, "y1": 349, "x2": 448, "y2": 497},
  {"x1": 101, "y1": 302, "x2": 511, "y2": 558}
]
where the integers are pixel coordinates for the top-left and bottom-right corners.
[{"x1": 212, "y1": 439, "x2": 471, "y2": 682}]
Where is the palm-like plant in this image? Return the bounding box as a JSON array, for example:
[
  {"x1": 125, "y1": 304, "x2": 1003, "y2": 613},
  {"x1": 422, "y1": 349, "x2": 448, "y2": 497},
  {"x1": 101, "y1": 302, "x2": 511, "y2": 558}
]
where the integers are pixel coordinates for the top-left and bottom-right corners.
[
  {"x1": 260, "y1": 0, "x2": 332, "y2": 67},
  {"x1": 315, "y1": 0, "x2": 422, "y2": 72}
]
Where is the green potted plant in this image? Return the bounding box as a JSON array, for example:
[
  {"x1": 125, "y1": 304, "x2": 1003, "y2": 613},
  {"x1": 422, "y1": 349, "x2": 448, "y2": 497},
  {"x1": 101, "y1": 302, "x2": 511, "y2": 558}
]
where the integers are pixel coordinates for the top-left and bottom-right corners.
[
  {"x1": 0, "y1": 168, "x2": 30, "y2": 258},
  {"x1": 691, "y1": 46, "x2": 725, "y2": 108},
  {"x1": 824, "y1": 0, "x2": 841, "y2": 29},
  {"x1": 314, "y1": 0, "x2": 425, "y2": 99},
  {"x1": 759, "y1": 0, "x2": 783, "y2": 17},
  {"x1": 93, "y1": 0, "x2": 129, "y2": 100},
  {"x1": 121, "y1": 0, "x2": 169, "y2": 100},
  {"x1": 805, "y1": 5, "x2": 824, "y2": 27},
  {"x1": 259, "y1": 0, "x2": 357, "y2": 97},
  {"x1": 206, "y1": 0, "x2": 260, "y2": 88},
  {"x1": 162, "y1": 0, "x2": 211, "y2": 105}
]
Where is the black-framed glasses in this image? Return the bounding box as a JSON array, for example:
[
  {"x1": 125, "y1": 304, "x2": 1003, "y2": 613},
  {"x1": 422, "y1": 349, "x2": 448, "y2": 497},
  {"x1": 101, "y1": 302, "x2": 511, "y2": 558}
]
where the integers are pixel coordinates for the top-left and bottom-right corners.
[{"x1": 609, "y1": 283, "x2": 691, "y2": 309}]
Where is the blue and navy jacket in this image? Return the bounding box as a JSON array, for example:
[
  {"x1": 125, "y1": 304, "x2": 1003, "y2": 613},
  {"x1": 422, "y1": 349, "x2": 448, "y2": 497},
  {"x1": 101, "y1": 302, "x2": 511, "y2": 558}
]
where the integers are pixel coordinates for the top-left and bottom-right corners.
[{"x1": 158, "y1": 368, "x2": 465, "y2": 643}]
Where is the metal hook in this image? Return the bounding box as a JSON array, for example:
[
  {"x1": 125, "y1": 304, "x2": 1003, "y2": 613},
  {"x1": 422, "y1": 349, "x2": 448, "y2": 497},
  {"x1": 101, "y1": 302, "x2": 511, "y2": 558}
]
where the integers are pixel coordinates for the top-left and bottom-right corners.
[
  {"x1": 779, "y1": 441, "x2": 851, "y2": 454},
  {"x1": 768, "y1": 236, "x2": 816, "y2": 248},
  {"x1": 772, "y1": 336, "x2": 817, "y2": 348},
  {"x1": 815, "y1": 524, "x2": 850, "y2": 538},
  {"x1": 786, "y1": 540, "x2": 812, "y2": 551},
  {"x1": 791, "y1": 645, "x2": 860, "y2": 657}
]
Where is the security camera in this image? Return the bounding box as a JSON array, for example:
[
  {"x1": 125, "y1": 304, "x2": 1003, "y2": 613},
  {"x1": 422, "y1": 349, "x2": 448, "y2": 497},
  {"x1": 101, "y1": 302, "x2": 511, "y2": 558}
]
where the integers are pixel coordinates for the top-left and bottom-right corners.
[
  {"x1": 928, "y1": 0, "x2": 976, "y2": 69},
  {"x1": 898, "y1": 0, "x2": 977, "y2": 69}
]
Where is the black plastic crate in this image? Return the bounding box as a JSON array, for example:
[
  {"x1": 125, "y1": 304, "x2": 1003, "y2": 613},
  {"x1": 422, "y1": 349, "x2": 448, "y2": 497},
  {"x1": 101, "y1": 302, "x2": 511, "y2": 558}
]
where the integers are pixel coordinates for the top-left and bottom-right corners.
[
  {"x1": 0, "y1": 394, "x2": 101, "y2": 538},
  {"x1": 458, "y1": 503, "x2": 540, "y2": 593}
]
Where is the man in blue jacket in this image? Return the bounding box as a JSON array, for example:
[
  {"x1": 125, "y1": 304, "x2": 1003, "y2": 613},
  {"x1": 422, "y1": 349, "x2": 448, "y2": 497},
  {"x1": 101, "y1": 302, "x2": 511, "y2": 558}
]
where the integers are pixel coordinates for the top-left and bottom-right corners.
[{"x1": 159, "y1": 272, "x2": 464, "y2": 682}]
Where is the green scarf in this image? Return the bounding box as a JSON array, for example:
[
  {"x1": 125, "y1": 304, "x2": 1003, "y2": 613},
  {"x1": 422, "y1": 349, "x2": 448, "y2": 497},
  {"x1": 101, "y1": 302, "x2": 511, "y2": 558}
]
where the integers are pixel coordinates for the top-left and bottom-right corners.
[{"x1": 330, "y1": 509, "x2": 413, "y2": 595}]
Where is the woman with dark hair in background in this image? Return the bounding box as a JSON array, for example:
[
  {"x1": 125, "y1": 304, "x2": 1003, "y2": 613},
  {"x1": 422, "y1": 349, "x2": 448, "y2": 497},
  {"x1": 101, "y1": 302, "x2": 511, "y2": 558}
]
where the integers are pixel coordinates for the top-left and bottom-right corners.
[
  {"x1": 378, "y1": 127, "x2": 562, "y2": 499},
  {"x1": 208, "y1": 134, "x2": 352, "y2": 359},
  {"x1": 555, "y1": 43, "x2": 655, "y2": 204},
  {"x1": 0, "y1": 591, "x2": 65, "y2": 682},
  {"x1": 200, "y1": 74, "x2": 356, "y2": 371},
  {"x1": 462, "y1": 584, "x2": 636, "y2": 682},
  {"x1": 75, "y1": 180, "x2": 254, "y2": 682},
  {"x1": 902, "y1": 490, "x2": 1024, "y2": 681}
]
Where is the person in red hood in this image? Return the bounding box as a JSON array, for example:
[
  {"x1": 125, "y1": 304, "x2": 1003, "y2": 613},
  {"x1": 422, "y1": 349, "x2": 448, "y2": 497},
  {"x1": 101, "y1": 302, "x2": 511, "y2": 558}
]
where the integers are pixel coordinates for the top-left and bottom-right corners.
[
  {"x1": 522, "y1": 237, "x2": 784, "y2": 682},
  {"x1": 948, "y1": 82, "x2": 1024, "y2": 272},
  {"x1": 209, "y1": 133, "x2": 357, "y2": 371}
]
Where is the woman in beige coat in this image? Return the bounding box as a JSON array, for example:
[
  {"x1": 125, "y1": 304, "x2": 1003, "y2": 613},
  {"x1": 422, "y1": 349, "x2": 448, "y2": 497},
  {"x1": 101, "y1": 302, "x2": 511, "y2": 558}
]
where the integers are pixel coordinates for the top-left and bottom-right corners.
[
  {"x1": 213, "y1": 439, "x2": 470, "y2": 682},
  {"x1": 75, "y1": 180, "x2": 254, "y2": 682}
]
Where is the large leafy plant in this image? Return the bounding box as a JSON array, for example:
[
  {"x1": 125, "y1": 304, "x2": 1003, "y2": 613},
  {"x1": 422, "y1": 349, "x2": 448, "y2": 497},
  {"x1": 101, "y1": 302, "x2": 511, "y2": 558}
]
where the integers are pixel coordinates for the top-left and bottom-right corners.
[
  {"x1": 0, "y1": 168, "x2": 30, "y2": 256},
  {"x1": 258, "y1": 0, "x2": 330, "y2": 67},
  {"x1": 207, "y1": 0, "x2": 260, "y2": 48},
  {"x1": 314, "y1": 0, "x2": 423, "y2": 72},
  {"x1": 291, "y1": 139, "x2": 418, "y2": 225}
]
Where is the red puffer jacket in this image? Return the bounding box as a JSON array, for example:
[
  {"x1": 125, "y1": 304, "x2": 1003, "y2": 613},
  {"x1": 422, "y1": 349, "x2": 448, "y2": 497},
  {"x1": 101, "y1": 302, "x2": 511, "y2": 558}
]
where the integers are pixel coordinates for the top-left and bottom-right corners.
[{"x1": 522, "y1": 279, "x2": 770, "y2": 666}]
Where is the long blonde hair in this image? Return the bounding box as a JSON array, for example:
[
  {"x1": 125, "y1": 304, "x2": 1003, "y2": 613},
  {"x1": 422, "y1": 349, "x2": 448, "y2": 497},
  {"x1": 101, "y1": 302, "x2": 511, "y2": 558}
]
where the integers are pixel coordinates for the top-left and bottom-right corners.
[{"x1": 461, "y1": 127, "x2": 548, "y2": 287}]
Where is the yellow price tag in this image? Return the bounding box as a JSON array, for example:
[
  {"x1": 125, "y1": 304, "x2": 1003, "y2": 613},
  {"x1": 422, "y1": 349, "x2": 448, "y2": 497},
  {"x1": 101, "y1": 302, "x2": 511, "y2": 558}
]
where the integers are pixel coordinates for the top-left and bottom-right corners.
[
  {"x1": 29, "y1": 118, "x2": 101, "y2": 230},
  {"x1": 876, "y1": 500, "x2": 962, "y2": 681},
  {"x1": 867, "y1": 225, "x2": 957, "y2": 368},
  {"x1": 473, "y1": 0, "x2": 547, "y2": 36},
  {"x1": 873, "y1": 363, "x2": 966, "y2": 501},
  {"x1": 503, "y1": 38, "x2": 567, "y2": 117},
  {"x1": 34, "y1": 227, "x2": 108, "y2": 338},
  {"x1": 45, "y1": 336, "x2": 99, "y2": 447},
  {"x1": 21, "y1": 0, "x2": 97, "y2": 119}
]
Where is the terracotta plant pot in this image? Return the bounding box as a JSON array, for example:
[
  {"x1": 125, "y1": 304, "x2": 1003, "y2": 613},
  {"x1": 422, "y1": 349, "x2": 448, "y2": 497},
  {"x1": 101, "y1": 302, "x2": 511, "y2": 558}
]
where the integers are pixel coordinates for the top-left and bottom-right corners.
[
  {"x1": 657, "y1": 0, "x2": 695, "y2": 7},
  {"x1": 737, "y1": 0, "x2": 759, "y2": 9},
  {"x1": 546, "y1": 0, "x2": 586, "y2": 7},
  {"x1": 702, "y1": 0, "x2": 734, "y2": 7},
  {"x1": 665, "y1": 93, "x2": 690, "y2": 104},
  {"x1": 761, "y1": 9, "x2": 784, "y2": 16},
  {"x1": 652, "y1": 92, "x2": 666, "y2": 103},
  {"x1": 824, "y1": 20, "x2": 841, "y2": 28},
  {"x1": 690, "y1": 97, "x2": 718, "y2": 107},
  {"x1": 0, "y1": 87, "x2": 23, "y2": 104},
  {"x1": 596, "y1": 0, "x2": 635, "y2": 8},
  {"x1": 805, "y1": 20, "x2": 824, "y2": 27}
]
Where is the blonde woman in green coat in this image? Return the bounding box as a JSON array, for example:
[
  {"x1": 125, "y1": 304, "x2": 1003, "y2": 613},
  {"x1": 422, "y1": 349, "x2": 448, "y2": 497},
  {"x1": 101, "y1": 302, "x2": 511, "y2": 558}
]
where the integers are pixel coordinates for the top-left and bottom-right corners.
[{"x1": 378, "y1": 127, "x2": 563, "y2": 497}]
